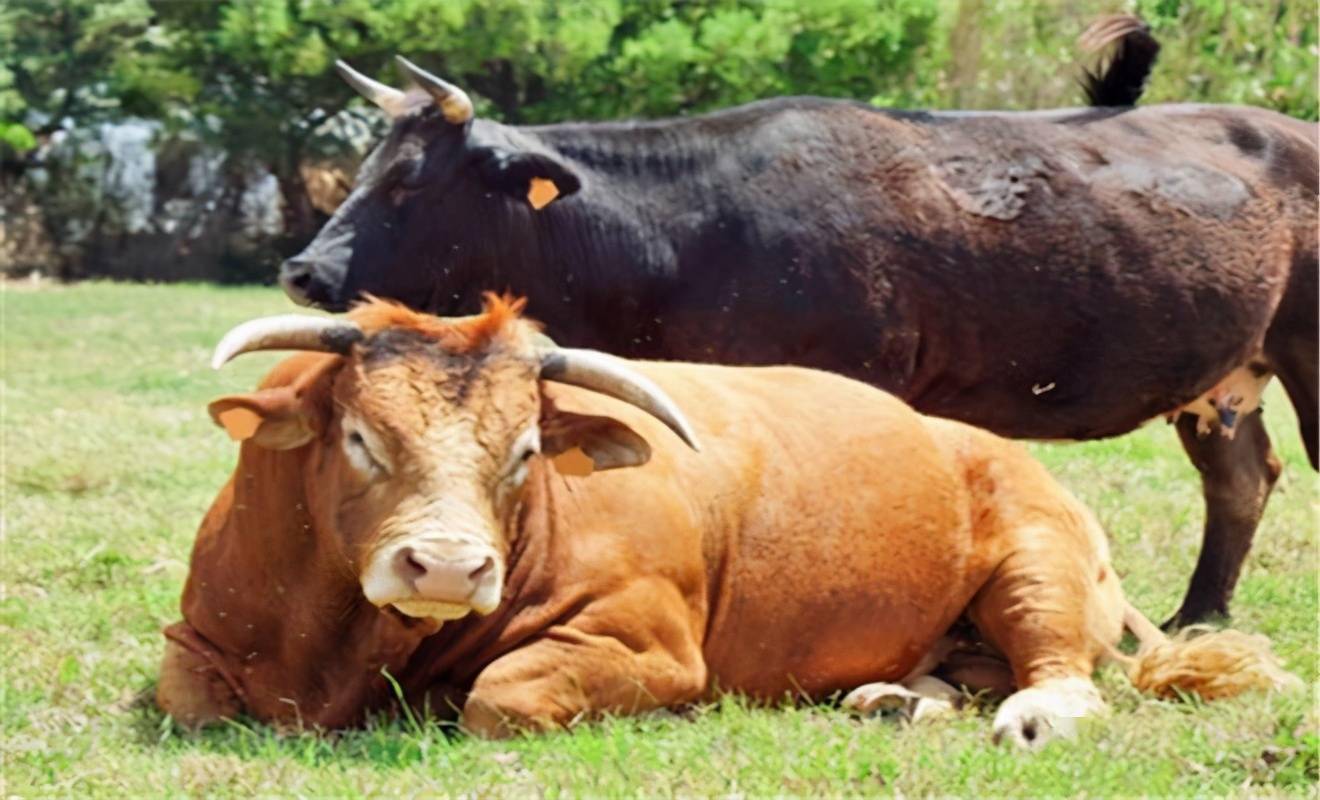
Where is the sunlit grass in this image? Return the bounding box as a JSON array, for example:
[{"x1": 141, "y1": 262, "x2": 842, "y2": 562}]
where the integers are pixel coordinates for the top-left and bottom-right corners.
[{"x1": 3, "y1": 282, "x2": 1316, "y2": 796}]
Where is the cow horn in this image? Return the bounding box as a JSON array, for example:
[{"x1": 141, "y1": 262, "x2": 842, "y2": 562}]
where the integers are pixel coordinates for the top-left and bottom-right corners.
[
  {"x1": 335, "y1": 60, "x2": 408, "y2": 118},
  {"x1": 394, "y1": 55, "x2": 474, "y2": 125},
  {"x1": 211, "y1": 315, "x2": 365, "y2": 369},
  {"x1": 538, "y1": 348, "x2": 701, "y2": 451}
]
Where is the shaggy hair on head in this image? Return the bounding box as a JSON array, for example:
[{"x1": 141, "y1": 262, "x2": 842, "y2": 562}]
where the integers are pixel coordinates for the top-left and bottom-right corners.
[{"x1": 347, "y1": 292, "x2": 533, "y2": 354}]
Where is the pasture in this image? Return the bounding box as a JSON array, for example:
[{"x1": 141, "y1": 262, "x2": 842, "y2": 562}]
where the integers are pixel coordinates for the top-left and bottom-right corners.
[{"x1": 3, "y1": 282, "x2": 1316, "y2": 796}]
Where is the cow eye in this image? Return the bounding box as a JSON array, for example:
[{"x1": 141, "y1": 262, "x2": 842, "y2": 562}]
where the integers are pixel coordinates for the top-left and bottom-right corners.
[
  {"x1": 345, "y1": 428, "x2": 388, "y2": 477},
  {"x1": 395, "y1": 158, "x2": 428, "y2": 189}
]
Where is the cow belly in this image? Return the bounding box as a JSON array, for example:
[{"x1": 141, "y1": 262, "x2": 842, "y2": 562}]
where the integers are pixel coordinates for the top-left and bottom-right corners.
[
  {"x1": 702, "y1": 581, "x2": 971, "y2": 700},
  {"x1": 696, "y1": 414, "x2": 980, "y2": 700}
]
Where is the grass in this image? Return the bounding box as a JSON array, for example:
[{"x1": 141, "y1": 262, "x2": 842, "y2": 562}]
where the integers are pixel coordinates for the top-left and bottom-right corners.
[{"x1": 2, "y1": 281, "x2": 1317, "y2": 797}]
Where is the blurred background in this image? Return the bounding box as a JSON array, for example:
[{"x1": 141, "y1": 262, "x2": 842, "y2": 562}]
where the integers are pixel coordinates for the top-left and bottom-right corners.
[{"x1": 1, "y1": 0, "x2": 1315, "y2": 285}]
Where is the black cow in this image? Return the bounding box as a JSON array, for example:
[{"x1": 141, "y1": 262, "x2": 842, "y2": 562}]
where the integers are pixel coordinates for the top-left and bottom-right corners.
[{"x1": 280, "y1": 21, "x2": 1318, "y2": 627}]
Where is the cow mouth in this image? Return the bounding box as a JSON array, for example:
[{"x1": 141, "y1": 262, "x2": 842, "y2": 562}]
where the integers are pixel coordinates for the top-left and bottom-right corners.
[{"x1": 391, "y1": 599, "x2": 473, "y2": 622}]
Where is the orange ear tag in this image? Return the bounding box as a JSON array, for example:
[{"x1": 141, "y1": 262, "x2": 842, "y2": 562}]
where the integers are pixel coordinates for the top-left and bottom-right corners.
[
  {"x1": 527, "y1": 178, "x2": 559, "y2": 210},
  {"x1": 551, "y1": 447, "x2": 594, "y2": 477},
  {"x1": 215, "y1": 407, "x2": 262, "y2": 441}
]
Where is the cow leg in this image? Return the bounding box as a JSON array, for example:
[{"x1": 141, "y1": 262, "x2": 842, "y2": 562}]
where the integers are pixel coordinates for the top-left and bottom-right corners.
[
  {"x1": 967, "y1": 518, "x2": 1125, "y2": 749},
  {"x1": 461, "y1": 630, "x2": 706, "y2": 738},
  {"x1": 1168, "y1": 409, "x2": 1282, "y2": 628},
  {"x1": 1267, "y1": 334, "x2": 1319, "y2": 469},
  {"x1": 459, "y1": 582, "x2": 706, "y2": 738}
]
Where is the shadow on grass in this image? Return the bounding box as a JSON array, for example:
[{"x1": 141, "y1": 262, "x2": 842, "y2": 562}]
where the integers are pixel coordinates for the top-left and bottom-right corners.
[
  {"x1": 126, "y1": 679, "x2": 471, "y2": 769},
  {"x1": 123, "y1": 675, "x2": 1011, "y2": 773}
]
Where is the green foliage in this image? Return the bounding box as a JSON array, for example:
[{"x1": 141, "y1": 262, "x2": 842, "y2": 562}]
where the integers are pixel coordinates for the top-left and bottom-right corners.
[
  {"x1": 1135, "y1": 0, "x2": 1319, "y2": 120},
  {"x1": 560, "y1": 0, "x2": 939, "y2": 119},
  {"x1": 2, "y1": 0, "x2": 1314, "y2": 165},
  {"x1": 0, "y1": 0, "x2": 191, "y2": 132},
  {"x1": 913, "y1": 0, "x2": 1317, "y2": 118},
  {"x1": 189, "y1": 0, "x2": 937, "y2": 128}
]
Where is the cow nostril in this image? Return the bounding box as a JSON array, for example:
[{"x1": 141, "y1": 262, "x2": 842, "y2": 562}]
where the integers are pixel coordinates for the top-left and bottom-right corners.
[
  {"x1": 281, "y1": 260, "x2": 312, "y2": 287},
  {"x1": 469, "y1": 556, "x2": 495, "y2": 581},
  {"x1": 394, "y1": 547, "x2": 427, "y2": 580}
]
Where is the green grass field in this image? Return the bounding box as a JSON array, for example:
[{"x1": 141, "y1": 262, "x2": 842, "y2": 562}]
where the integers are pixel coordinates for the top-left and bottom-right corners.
[{"x1": 3, "y1": 282, "x2": 1317, "y2": 797}]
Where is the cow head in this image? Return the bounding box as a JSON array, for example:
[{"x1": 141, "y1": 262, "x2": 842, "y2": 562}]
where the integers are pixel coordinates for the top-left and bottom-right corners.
[
  {"x1": 280, "y1": 58, "x2": 583, "y2": 311},
  {"x1": 158, "y1": 295, "x2": 698, "y2": 727}
]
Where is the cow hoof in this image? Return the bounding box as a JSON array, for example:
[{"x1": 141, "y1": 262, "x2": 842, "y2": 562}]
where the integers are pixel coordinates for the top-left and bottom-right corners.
[
  {"x1": 844, "y1": 676, "x2": 959, "y2": 722},
  {"x1": 991, "y1": 678, "x2": 1104, "y2": 750},
  {"x1": 1161, "y1": 608, "x2": 1230, "y2": 632},
  {"x1": 844, "y1": 682, "x2": 919, "y2": 716}
]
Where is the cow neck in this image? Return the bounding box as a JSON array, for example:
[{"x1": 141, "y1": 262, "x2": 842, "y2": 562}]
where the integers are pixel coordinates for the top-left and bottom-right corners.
[
  {"x1": 184, "y1": 442, "x2": 434, "y2": 728},
  {"x1": 448, "y1": 125, "x2": 729, "y2": 357}
]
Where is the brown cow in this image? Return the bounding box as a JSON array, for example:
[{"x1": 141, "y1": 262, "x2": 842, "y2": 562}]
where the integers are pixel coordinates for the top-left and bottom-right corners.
[{"x1": 158, "y1": 297, "x2": 1296, "y2": 746}]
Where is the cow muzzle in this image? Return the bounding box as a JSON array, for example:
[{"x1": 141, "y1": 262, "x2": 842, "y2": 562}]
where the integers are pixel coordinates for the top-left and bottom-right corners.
[
  {"x1": 278, "y1": 256, "x2": 347, "y2": 311},
  {"x1": 362, "y1": 539, "x2": 503, "y2": 622}
]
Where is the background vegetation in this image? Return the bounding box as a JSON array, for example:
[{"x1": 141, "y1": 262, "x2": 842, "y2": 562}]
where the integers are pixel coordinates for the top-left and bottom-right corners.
[
  {"x1": 1, "y1": 0, "x2": 1316, "y2": 281},
  {"x1": 2, "y1": 282, "x2": 1316, "y2": 795}
]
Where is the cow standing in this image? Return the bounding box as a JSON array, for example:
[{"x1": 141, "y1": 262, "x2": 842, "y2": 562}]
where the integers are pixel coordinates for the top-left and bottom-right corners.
[
  {"x1": 158, "y1": 297, "x2": 1295, "y2": 745},
  {"x1": 276, "y1": 25, "x2": 1319, "y2": 627}
]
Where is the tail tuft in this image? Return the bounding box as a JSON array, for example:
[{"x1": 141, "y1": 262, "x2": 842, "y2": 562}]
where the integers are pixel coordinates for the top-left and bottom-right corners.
[
  {"x1": 1129, "y1": 626, "x2": 1300, "y2": 701},
  {"x1": 1077, "y1": 14, "x2": 1161, "y2": 107}
]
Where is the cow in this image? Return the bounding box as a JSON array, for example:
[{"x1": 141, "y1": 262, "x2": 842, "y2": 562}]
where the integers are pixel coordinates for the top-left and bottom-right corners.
[
  {"x1": 274, "y1": 20, "x2": 1320, "y2": 628},
  {"x1": 157, "y1": 296, "x2": 1297, "y2": 746}
]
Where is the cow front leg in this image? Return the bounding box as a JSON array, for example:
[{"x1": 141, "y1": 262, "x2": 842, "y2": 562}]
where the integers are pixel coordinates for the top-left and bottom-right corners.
[
  {"x1": 1169, "y1": 409, "x2": 1282, "y2": 628},
  {"x1": 459, "y1": 583, "x2": 707, "y2": 738},
  {"x1": 461, "y1": 628, "x2": 706, "y2": 738}
]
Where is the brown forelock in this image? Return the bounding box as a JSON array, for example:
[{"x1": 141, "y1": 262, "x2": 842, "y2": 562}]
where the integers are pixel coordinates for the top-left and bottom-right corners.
[{"x1": 347, "y1": 292, "x2": 533, "y2": 353}]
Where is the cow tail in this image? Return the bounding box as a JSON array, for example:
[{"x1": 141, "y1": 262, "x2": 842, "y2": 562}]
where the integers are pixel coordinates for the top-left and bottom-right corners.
[
  {"x1": 1077, "y1": 14, "x2": 1161, "y2": 107},
  {"x1": 1115, "y1": 600, "x2": 1299, "y2": 700}
]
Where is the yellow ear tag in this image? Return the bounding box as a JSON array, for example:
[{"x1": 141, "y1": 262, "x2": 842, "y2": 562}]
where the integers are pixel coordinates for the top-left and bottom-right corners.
[
  {"x1": 552, "y1": 447, "x2": 594, "y2": 477},
  {"x1": 216, "y1": 407, "x2": 262, "y2": 441},
  {"x1": 527, "y1": 178, "x2": 559, "y2": 210}
]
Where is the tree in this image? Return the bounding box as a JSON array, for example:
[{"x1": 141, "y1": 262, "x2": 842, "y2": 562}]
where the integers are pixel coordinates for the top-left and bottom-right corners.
[{"x1": 0, "y1": 0, "x2": 196, "y2": 155}]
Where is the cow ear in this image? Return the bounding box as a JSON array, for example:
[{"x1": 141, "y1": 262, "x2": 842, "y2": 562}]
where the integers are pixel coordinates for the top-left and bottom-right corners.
[
  {"x1": 208, "y1": 387, "x2": 315, "y2": 450},
  {"x1": 541, "y1": 409, "x2": 651, "y2": 474},
  {"x1": 473, "y1": 147, "x2": 580, "y2": 210}
]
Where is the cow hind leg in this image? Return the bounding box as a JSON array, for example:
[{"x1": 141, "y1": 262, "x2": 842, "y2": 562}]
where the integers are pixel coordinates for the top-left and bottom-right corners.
[
  {"x1": 1168, "y1": 410, "x2": 1282, "y2": 628},
  {"x1": 967, "y1": 520, "x2": 1125, "y2": 749},
  {"x1": 991, "y1": 677, "x2": 1106, "y2": 749},
  {"x1": 1267, "y1": 335, "x2": 1319, "y2": 469},
  {"x1": 1264, "y1": 246, "x2": 1319, "y2": 469}
]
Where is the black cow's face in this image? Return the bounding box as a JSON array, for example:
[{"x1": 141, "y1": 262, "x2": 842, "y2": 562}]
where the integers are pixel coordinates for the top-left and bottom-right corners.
[{"x1": 281, "y1": 60, "x2": 581, "y2": 312}]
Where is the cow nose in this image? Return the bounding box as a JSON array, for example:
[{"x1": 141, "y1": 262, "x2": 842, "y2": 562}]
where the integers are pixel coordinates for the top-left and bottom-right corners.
[
  {"x1": 394, "y1": 547, "x2": 495, "y2": 603},
  {"x1": 278, "y1": 257, "x2": 324, "y2": 307}
]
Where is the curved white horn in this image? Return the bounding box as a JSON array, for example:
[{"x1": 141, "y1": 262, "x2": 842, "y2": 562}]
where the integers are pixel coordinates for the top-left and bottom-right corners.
[
  {"x1": 394, "y1": 55, "x2": 474, "y2": 124},
  {"x1": 335, "y1": 60, "x2": 408, "y2": 118},
  {"x1": 538, "y1": 348, "x2": 701, "y2": 451},
  {"x1": 211, "y1": 315, "x2": 365, "y2": 369}
]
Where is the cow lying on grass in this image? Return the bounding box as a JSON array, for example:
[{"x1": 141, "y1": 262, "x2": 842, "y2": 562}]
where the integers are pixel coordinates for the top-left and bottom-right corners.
[{"x1": 158, "y1": 296, "x2": 1296, "y2": 746}]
